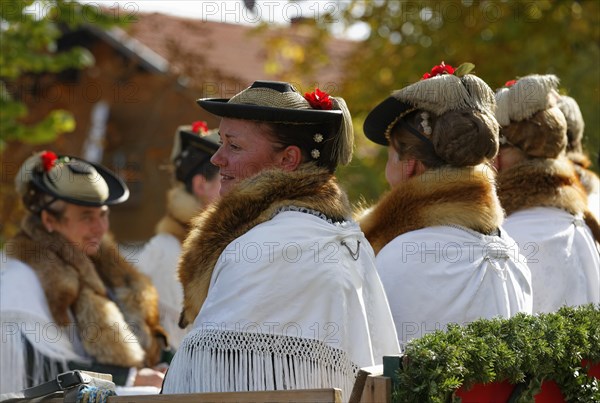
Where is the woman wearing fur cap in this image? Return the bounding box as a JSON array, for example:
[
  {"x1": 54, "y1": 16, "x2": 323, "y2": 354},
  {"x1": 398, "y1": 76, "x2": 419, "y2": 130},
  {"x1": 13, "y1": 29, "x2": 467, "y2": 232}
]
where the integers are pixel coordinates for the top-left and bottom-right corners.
[
  {"x1": 162, "y1": 81, "x2": 400, "y2": 398},
  {"x1": 1, "y1": 152, "x2": 168, "y2": 393},
  {"x1": 361, "y1": 62, "x2": 533, "y2": 345},
  {"x1": 557, "y1": 94, "x2": 600, "y2": 221},
  {"x1": 494, "y1": 75, "x2": 600, "y2": 314},
  {"x1": 136, "y1": 122, "x2": 220, "y2": 349}
]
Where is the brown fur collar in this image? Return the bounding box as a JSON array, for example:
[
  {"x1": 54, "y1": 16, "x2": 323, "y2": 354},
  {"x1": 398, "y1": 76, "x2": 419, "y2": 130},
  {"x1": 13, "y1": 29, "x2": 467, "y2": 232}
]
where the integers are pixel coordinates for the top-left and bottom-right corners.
[
  {"x1": 5, "y1": 215, "x2": 167, "y2": 367},
  {"x1": 155, "y1": 185, "x2": 204, "y2": 242},
  {"x1": 567, "y1": 152, "x2": 600, "y2": 197},
  {"x1": 497, "y1": 157, "x2": 600, "y2": 243},
  {"x1": 178, "y1": 164, "x2": 350, "y2": 328},
  {"x1": 360, "y1": 165, "x2": 504, "y2": 255}
]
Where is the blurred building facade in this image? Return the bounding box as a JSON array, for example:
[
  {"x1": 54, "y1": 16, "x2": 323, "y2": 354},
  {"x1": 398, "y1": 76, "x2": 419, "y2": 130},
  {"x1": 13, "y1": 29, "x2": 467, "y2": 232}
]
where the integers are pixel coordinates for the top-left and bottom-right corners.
[{"x1": 2, "y1": 12, "x2": 354, "y2": 242}]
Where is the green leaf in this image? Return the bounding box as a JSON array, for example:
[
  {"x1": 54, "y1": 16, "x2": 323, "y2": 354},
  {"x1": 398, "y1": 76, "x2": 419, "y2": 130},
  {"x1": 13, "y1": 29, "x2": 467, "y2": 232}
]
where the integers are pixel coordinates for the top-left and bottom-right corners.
[{"x1": 454, "y1": 63, "x2": 475, "y2": 77}]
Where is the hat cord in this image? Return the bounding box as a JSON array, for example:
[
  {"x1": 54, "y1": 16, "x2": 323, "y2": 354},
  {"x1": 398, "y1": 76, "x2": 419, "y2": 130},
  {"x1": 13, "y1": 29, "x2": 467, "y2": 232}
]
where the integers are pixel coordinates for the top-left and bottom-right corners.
[{"x1": 398, "y1": 120, "x2": 446, "y2": 166}]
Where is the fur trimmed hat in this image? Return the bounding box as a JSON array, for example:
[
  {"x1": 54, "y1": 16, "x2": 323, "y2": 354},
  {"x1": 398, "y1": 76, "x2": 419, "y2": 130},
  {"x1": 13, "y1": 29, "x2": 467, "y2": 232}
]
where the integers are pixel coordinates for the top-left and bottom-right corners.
[
  {"x1": 364, "y1": 62, "x2": 496, "y2": 145},
  {"x1": 495, "y1": 75, "x2": 567, "y2": 158},
  {"x1": 557, "y1": 95, "x2": 585, "y2": 153}
]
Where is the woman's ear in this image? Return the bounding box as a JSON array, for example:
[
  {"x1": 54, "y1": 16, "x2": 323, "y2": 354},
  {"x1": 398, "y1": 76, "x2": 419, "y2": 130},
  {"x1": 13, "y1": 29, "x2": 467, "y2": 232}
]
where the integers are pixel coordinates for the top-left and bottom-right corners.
[
  {"x1": 279, "y1": 145, "x2": 302, "y2": 171},
  {"x1": 41, "y1": 210, "x2": 56, "y2": 233},
  {"x1": 404, "y1": 158, "x2": 419, "y2": 178}
]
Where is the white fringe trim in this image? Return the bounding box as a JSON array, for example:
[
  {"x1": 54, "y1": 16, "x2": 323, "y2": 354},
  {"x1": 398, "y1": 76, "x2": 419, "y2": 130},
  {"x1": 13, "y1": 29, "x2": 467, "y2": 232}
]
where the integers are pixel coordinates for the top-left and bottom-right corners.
[
  {"x1": 1, "y1": 313, "x2": 79, "y2": 393},
  {"x1": 162, "y1": 329, "x2": 358, "y2": 399}
]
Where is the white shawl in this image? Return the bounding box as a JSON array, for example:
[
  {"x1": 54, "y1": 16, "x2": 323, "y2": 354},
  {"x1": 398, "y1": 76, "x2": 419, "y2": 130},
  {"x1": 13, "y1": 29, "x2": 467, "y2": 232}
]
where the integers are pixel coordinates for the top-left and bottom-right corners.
[{"x1": 162, "y1": 212, "x2": 400, "y2": 398}]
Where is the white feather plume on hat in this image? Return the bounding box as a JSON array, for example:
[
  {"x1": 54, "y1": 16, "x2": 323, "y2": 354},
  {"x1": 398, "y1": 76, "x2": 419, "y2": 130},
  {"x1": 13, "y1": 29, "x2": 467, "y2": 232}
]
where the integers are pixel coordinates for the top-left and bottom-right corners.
[{"x1": 495, "y1": 74, "x2": 560, "y2": 126}]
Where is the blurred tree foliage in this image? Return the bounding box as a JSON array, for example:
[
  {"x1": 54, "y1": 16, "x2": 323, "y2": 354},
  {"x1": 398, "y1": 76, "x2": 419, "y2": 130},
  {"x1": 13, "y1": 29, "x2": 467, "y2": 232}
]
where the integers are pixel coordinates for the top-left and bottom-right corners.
[
  {"x1": 0, "y1": 0, "x2": 129, "y2": 151},
  {"x1": 261, "y1": 0, "x2": 600, "y2": 203}
]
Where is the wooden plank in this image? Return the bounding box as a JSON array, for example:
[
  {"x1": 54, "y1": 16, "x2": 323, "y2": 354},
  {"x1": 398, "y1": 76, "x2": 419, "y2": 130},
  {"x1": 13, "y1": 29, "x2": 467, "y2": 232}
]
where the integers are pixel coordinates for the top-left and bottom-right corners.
[
  {"x1": 108, "y1": 388, "x2": 343, "y2": 403},
  {"x1": 360, "y1": 376, "x2": 391, "y2": 403}
]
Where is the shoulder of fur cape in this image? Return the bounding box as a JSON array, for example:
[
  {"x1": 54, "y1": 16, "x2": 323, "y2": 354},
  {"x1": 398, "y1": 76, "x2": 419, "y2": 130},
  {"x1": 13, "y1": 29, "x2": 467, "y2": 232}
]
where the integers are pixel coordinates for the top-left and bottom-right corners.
[
  {"x1": 155, "y1": 185, "x2": 204, "y2": 242},
  {"x1": 498, "y1": 157, "x2": 600, "y2": 244},
  {"x1": 568, "y1": 156, "x2": 600, "y2": 196},
  {"x1": 497, "y1": 157, "x2": 589, "y2": 216},
  {"x1": 359, "y1": 165, "x2": 504, "y2": 255},
  {"x1": 177, "y1": 165, "x2": 351, "y2": 328}
]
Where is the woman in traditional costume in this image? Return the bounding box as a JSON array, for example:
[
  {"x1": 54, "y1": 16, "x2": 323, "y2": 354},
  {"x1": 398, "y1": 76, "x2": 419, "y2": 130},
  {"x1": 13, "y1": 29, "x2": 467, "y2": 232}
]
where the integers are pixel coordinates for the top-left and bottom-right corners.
[
  {"x1": 360, "y1": 62, "x2": 533, "y2": 345},
  {"x1": 1, "y1": 152, "x2": 168, "y2": 393},
  {"x1": 136, "y1": 122, "x2": 220, "y2": 349},
  {"x1": 162, "y1": 80, "x2": 400, "y2": 398},
  {"x1": 494, "y1": 75, "x2": 600, "y2": 313}
]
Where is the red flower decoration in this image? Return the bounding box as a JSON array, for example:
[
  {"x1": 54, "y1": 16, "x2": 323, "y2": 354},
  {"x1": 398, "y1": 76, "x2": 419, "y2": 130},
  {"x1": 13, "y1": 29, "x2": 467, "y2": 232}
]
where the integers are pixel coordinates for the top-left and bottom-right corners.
[
  {"x1": 422, "y1": 61, "x2": 455, "y2": 80},
  {"x1": 191, "y1": 121, "x2": 209, "y2": 134},
  {"x1": 304, "y1": 88, "x2": 333, "y2": 110},
  {"x1": 41, "y1": 151, "x2": 58, "y2": 172},
  {"x1": 504, "y1": 79, "x2": 517, "y2": 88}
]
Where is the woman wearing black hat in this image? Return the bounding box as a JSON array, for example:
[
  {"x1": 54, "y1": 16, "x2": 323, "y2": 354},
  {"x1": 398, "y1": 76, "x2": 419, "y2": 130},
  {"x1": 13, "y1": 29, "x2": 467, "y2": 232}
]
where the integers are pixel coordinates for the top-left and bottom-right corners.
[
  {"x1": 1, "y1": 152, "x2": 168, "y2": 393},
  {"x1": 360, "y1": 63, "x2": 533, "y2": 345},
  {"x1": 136, "y1": 122, "x2": 221, "y2": 349},
  {"x1": 162, "y1": 81, "x2": 399, "y2": 398}
]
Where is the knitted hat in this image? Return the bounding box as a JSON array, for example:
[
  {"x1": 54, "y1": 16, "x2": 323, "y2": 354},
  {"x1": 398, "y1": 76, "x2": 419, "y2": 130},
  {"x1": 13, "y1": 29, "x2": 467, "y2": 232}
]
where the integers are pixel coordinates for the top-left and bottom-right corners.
[
  {"x1": 15, "y1": 151, "x2": 129, "y2": 212},
  {"x1": 197, "y1": 80, "x2": 353, "y2": 166},
  {"x1": 495, "y1": 75, "x2": 567, "y2": 158},
  {"x1": 170, "y1": 121, "x2": 219, "y2": 183}
]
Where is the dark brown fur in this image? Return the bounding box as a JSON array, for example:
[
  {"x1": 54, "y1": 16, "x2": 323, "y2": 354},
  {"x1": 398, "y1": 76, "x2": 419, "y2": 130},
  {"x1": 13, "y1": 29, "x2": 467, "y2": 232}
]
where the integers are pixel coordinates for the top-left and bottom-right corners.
[
  {"x1": 177, "y1": 165, "x2": 351, "y2": 328},
  {"x1": 359, "y1": 165, "x2": 504, "y2": 254}
]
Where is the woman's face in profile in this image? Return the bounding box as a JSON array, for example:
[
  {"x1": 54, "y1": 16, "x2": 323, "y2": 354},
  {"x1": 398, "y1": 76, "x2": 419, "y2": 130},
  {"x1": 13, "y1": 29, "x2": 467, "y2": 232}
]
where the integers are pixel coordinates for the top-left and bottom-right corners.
[{"x1": 211, "y1": 118, "x2": 287, "y2": 196}]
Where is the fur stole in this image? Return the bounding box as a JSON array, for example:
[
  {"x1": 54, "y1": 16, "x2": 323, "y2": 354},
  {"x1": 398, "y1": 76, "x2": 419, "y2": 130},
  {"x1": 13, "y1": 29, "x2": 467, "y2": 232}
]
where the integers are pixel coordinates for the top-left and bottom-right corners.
[
  {"x1": 497, "y1": 157, "x2": 600, "y2": 243},
  {"x1": 155, "y1": 184, "x2": 204, "y2": 243},
  {"x1": 5, "y1": 215, "x2": 167, "y2": 367},
  {"x1": 178, "y1": 164, "x2": 351, "y2": 328},
  {"x1": 360, "y1": 165, "x2": 504, "y2": 255}
]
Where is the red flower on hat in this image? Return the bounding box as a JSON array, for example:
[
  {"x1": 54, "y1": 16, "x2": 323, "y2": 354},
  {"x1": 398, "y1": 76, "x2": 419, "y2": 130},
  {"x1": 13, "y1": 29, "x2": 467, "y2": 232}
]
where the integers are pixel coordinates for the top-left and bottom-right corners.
[
  {"x1": 41, "y1": 151, "x2": 58, "y2": 172},
  {"x1": 504, "y1": 79, "x2": 517, "y2": 88},
  {"x1": 304, "y1": 88, "x2": 333, "y2": 110},
  {"x1": 422, "y1": 61, "x2": 455, "y2": 80},
  {"x1": 191, "y1": 121, "x2": 209, "y2": 134}
]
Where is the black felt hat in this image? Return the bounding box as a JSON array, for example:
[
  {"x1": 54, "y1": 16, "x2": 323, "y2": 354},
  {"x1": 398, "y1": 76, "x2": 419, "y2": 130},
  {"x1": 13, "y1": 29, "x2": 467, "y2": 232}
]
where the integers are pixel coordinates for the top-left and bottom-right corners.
[
  {"x1": 171, "y1": 123, "x2": 220, "y2": 183},
  {"x1": 197, "y1": 81, "x2": 343, "y2": 124}
]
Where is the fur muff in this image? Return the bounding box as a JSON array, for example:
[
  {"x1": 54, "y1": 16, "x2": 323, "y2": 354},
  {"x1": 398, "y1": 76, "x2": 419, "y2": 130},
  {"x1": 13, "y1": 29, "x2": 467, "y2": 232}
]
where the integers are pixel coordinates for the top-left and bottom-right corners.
[
  {"x1": 155, "y1": 184, "x2": 204, "y2": 242},
  {"x1": 359, "y1": 165, "x2": 504, "y2": 255},
  {"x1": 5, "y1": 215, "x2": 167, "y2": 367},
  {"x1": 497, "y1": 157, "x2": 600, "y2": 243},
  {"x1": 177, "y1": 164, "x2": 351, "y2": 328}
]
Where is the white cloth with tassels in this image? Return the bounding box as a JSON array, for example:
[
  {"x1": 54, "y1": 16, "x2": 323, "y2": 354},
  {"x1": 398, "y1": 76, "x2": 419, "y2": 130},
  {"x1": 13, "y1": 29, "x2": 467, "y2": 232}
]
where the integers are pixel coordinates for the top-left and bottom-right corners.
[
  {"x1": 0, "y1": 254, "x2": 82, "y2": 394},
  {"x1": 503, "y1": 207, "x2": 600, "y2": 314},
  {"x1": 161, "y1": 211, "x2": 400, "y2": 399}
]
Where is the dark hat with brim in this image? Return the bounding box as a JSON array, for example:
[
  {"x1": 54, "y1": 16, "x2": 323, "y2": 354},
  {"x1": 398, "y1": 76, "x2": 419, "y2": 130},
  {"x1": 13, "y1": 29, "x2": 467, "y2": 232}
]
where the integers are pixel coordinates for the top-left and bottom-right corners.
[
  {"x1": 197, "y1": 81, "x2": 343, "y2": 125},
  {"x1": 363, "y1": 96, "x2": 416, "y2": 146},
  {"x1": 173, "y1": 127, "x2": 220, "y2": 183},
  {"x1": 23, "y1": 154, "x2": 129, "y2": 207}
]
